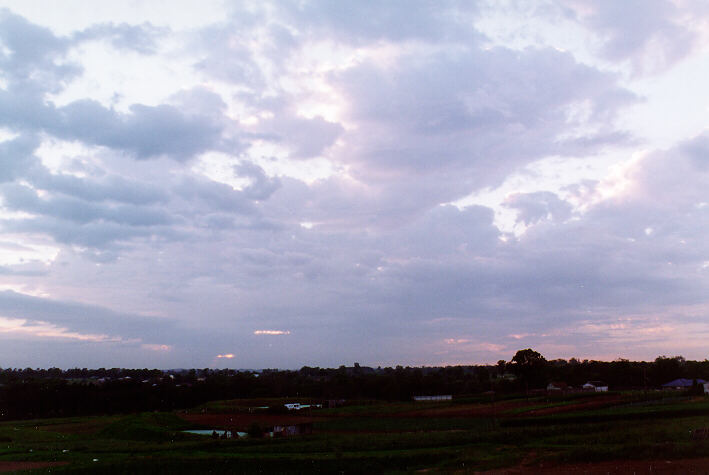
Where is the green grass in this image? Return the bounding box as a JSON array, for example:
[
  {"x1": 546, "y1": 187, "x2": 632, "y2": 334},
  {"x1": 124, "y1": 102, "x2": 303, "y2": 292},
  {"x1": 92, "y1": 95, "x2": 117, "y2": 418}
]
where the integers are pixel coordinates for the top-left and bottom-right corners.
[
  {"x1": 314, "y1": 416, "x2": 491, "y2": 432},
  {"x1": 5, "y1": 395, "x2": 709, "y2": 473}
]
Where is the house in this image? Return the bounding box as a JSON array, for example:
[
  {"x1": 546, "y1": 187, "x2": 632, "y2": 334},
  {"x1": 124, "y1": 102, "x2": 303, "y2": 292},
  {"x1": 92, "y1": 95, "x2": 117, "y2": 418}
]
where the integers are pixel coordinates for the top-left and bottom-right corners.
[
  {"x1": 546, "y1": 382, "x2": 568, "y2": 392},
  {"x1": 413, "y1": 395, "x2": 452, "y2": 402},
  {"x1": 662, "y1": 378, "x2": 706, "y2": 389},
  {"x1": 583, "y1": 381, "x2": 609, "y2": 392}
]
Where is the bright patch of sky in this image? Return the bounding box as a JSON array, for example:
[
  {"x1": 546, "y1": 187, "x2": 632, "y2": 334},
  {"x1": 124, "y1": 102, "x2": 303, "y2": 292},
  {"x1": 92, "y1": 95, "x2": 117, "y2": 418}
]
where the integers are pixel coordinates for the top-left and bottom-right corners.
[
  {"x1": 49, "y1": 39, "x2": 201, "y2": 113},
  {"x1": 0, "y1": 0, "x2": 229, "y2": 35}
]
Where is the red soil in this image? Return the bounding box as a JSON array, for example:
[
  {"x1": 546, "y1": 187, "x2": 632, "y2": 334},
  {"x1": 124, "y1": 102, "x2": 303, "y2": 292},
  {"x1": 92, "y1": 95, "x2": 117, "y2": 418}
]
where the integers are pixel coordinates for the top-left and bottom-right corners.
[
  {"x1": 479, "y1": 457, "x2": 709, "y2": 474},
  {"x1": 399, "y1": 400, "x2": 532, "y2": 417},
  {"x1": 401, "y1": 395, "x2": 623, "y2": 418},
  {"x1": 0, "y1": 461, "x2": 69, "y2": 473},
  {"x1": 520, "y1": 395, "x2": 622, "y2": 416}
]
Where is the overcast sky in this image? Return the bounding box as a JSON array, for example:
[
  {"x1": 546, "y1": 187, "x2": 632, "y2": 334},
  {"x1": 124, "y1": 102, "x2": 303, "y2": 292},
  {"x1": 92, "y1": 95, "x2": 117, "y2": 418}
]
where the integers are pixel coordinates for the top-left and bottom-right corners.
[{"x1": 1, "y1": 1, "x2": 709, "y2": 369}]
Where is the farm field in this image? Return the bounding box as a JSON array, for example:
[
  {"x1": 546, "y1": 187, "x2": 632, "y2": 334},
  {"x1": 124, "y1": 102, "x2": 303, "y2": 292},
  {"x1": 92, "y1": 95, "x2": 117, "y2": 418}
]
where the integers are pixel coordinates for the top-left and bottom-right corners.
[{"x1": 3, "y1": 392, "x2": 709, "y2": 473}]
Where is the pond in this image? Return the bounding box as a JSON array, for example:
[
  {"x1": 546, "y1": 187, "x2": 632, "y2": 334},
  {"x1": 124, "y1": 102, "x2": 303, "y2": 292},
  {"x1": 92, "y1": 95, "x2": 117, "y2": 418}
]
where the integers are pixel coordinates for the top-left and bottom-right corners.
[{"x1": 183, "y1": 429, "x2": 248, "y2": 438}]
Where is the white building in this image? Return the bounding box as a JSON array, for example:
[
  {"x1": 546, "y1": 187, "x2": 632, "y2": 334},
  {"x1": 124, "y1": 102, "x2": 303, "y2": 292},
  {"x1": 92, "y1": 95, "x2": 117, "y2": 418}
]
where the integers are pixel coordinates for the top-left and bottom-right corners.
[{"x1": 583, "y1": 381, "x2": 608, "y2": 392}]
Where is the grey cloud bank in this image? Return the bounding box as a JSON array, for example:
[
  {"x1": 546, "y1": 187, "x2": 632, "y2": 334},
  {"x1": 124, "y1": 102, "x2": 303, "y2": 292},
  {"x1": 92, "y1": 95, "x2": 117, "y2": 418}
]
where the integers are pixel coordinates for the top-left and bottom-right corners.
[{"x1": 1, "y1": 1, "x2": 709, "y2": 368}]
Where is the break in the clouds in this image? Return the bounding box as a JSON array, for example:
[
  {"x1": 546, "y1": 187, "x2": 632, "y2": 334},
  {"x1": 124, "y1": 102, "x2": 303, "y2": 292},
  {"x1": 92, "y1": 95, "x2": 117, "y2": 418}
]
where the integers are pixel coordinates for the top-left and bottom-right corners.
[{"x1": 1, "y1": 1, "x2": 709, "y2": 369}]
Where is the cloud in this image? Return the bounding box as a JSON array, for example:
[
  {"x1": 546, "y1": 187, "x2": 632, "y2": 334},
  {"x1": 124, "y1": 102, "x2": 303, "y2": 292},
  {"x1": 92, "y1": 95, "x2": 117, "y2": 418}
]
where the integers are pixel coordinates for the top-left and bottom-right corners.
[
  {"x1": 53, "y1": 100, "x2": 224, "y2": 160},
  {"x1": 255, "y1": 113, "x2": 344, "y2": 159},
  {"x1": 28, "y1": 166, "x2": 168, "y2": 205},
  {"x1": 0, "y1": 134, "x2": 39, "y2": 183},
  {"x1": 142, "y1": 343, "x2": 172, "y2": 351},
  {"x1": 0, "y1": 8, "x2": 76, "y2": 89},
  {"x1": 0, "y1": 289, "x2": 175, "y2": 343},
  {"x1": 234, "y1": 161, "x2": 281, "y2": 201},
  {"x1": 329, "y1": 45, "x2": 636, "y2": 211},
  {"x1": 254, "y1": 330, "x2": 290, "y2": 335},
  {"x1": 72, "y1": 22, "x2": 166, "y2": 54},
  {"x1": 504, "y1": 191, "x2": 572, "y2": 225},
  {"x1": 279, "y1": 0, "x2": 480, "y2": 43},
  {"x1": 0, "y1": 315, "x2": 121, "y2": 343},
  {"x1": 563, "y1": 0, "x2": 698, "y2": 73}
]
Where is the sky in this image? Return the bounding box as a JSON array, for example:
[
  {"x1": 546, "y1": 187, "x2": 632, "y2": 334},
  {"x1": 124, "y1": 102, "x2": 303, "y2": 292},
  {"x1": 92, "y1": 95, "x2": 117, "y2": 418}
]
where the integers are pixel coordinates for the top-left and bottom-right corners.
[{"x1": 1, "y1": 1, "x2": 709, "y2": 369}]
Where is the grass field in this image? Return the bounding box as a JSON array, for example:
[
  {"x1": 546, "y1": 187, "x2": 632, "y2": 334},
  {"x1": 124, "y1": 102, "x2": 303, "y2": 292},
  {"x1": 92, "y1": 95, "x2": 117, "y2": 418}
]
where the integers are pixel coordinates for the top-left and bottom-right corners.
[{"x1": 3, "y1": 392, "x2": 709, "y2": 473}]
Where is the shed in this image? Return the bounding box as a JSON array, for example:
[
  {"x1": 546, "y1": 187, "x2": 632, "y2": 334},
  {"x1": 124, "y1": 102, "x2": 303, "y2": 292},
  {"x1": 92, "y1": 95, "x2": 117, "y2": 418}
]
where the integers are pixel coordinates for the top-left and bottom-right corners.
[{"x1": 583, "y1": 381, "x2": 608, "y2": 392}]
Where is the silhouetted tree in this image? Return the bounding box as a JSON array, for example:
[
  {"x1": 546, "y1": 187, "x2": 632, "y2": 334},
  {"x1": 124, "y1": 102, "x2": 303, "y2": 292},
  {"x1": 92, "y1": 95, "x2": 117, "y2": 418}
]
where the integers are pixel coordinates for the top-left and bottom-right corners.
[{"x1": 509, "y1": 349, "x2": 547, "y2": 393}]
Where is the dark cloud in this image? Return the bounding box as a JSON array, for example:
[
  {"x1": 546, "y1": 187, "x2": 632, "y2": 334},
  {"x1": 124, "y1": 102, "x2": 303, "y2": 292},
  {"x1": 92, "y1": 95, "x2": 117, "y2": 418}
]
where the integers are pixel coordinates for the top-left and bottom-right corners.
[
  {"x1": 0, "y1": 134, "x2": 40, "y2": 183},
  {"x1": 0, "y1": 98, "x2": 225, "y2": 160},
  {"x1": 0, "y1": 8, "x2": 77, "y2": 90},
  {"x1": 234, "y1": 161, "x2": 281, "y2": 201},
  {"x1": 1, "y1": 217, "x2": 153, "y2": 249},
  {"x1": 172, "y1": 176, "x2": 257, "y2": 216},
  {"x1": 55, "y1": 101, "x2": 223, "y2": 160},
  {"x1": 28, "y1": 167, "x2": 168, "y2": 205},
  {"x1": 0, "y1": 182, "x2": 172, "y2": 226},
  {"x1": 0, "y1": 289, "x2": 174, "y2": 342}
]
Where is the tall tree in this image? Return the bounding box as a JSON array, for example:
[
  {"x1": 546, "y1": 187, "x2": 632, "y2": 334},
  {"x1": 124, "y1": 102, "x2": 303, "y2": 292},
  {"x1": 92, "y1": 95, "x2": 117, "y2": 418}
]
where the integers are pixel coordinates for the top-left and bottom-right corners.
[{"x1": 509, "y1": 349, "x2": 547, "y2": 394}]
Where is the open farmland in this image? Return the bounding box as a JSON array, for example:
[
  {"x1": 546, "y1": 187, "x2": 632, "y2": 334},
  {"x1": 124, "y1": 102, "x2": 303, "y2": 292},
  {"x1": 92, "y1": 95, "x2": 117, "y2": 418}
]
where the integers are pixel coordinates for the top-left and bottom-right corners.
[{"x1": 3, "y1": 392, "x2": 709, "y2": 473}]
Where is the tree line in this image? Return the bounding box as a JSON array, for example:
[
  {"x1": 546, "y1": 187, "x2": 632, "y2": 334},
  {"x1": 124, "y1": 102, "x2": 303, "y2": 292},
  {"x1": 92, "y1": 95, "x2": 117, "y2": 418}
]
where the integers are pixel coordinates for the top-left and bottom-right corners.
[{"x1": 0, "y1": 352, "x2": 706, "y2": 420}]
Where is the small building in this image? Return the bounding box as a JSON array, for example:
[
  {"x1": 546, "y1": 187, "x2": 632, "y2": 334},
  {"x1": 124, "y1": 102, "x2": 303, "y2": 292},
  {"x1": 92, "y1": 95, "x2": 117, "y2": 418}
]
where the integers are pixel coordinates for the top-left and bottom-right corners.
[
  {"x1": 413, "y1": 395, "x2": 452, "y2": 402},
  {"x1": 583, "y1": 381, "x2": 609, "y2": 392},
  {"x1": 546, "y1": 382, "x2": 568, "y2": 392},
  {"x1": 662, "y1": 378, "x2": 706, "y2": 390}
]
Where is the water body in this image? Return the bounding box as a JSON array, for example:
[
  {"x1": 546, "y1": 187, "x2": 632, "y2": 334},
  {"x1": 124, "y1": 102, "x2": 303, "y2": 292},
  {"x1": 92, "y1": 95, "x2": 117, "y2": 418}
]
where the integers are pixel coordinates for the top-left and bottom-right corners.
[{"x1": 183, "y1": 429, "x2": 247, "y2": 438}]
